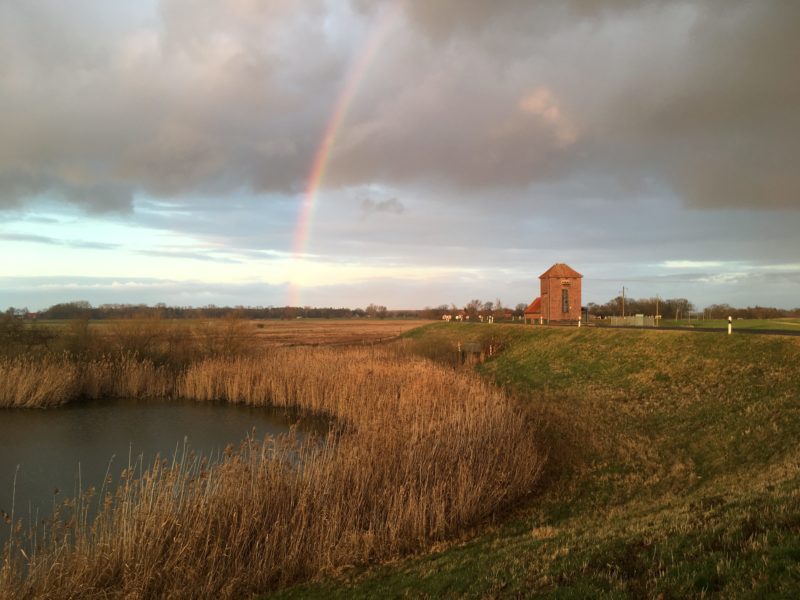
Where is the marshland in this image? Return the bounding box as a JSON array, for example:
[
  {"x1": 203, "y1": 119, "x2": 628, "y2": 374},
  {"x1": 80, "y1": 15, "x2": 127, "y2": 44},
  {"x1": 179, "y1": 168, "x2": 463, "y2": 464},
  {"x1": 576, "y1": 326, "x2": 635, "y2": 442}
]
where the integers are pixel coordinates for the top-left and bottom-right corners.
[
  {"x1": 0, "y1": 316, "x2": 542, "y2": 598},
  {"x1": 3, "y1": 316, "x2": 800, "y2": 598}
]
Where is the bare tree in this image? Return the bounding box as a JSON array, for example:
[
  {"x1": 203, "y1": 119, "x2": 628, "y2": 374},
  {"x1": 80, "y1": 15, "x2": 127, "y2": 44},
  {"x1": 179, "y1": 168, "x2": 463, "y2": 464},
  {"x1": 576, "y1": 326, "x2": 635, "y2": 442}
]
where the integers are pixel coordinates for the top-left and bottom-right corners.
[{"x1": 466, "y1": 299, "x2": 482, "y2": 321}]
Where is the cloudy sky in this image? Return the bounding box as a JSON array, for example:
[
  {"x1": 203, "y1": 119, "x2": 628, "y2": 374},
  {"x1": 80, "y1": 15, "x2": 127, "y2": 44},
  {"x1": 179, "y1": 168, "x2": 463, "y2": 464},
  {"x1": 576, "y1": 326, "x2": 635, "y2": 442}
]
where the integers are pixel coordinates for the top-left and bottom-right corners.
[{"x1": 1, "y1": 0, "x2": 798, "y2": 311}]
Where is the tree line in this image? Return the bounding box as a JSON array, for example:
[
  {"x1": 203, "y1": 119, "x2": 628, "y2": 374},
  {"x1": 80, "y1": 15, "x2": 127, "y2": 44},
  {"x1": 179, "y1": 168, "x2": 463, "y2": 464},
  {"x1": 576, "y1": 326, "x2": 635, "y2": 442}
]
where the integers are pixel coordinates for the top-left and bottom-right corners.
[
  {"x1": 6, "y1": 297, "x2": 800, "y2": 323},
  {"x1": 587, "y1": 297, "x2": 800, "y2": 320},
  {"x1": 5, "y1": 301, "x2": 404, "y2": 321},
  {"x1": 587, "y1": 296, "x2": 695, "y2": 319},
  {"x1": 419, "y1": 300, "x2": 526, "y2": 321}
]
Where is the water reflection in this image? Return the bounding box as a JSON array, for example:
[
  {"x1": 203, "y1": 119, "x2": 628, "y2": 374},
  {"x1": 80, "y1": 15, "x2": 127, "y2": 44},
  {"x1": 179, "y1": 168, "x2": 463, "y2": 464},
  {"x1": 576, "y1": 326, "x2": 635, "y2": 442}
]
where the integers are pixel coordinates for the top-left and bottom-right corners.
[{"x1": 0, "y1": 399, "x2": 325, "y2": 545}]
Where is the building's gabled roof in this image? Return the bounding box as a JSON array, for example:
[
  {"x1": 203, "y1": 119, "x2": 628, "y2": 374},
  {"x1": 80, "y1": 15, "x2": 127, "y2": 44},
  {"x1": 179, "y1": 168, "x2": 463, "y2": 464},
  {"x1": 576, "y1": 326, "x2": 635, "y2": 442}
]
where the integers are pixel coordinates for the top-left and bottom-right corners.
[
  {"x1": 539, "y1": 263, "x2": 583, "y2": 279},
  {"x1": 524, "y1": 297, "x2": 542, "y2": 314}
]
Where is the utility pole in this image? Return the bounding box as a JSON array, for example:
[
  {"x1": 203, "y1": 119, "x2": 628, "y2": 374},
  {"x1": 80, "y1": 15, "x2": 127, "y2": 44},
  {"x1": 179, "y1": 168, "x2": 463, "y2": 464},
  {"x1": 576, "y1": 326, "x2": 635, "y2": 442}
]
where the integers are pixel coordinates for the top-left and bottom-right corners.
[
  {"x1": 621, "y1": 286, "x2": 626, "y2": 318},
  {"x1": 656, "y1": 294, "x2": 660, "y2": 326}
]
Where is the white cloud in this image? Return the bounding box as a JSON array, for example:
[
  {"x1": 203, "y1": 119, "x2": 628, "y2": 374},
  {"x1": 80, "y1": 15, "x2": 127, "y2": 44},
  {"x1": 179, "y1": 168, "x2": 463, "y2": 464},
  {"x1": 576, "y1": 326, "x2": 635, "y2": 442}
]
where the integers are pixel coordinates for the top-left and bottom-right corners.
[{"x1": 661, "y1": 260, "x2": 726, "y2": 269}]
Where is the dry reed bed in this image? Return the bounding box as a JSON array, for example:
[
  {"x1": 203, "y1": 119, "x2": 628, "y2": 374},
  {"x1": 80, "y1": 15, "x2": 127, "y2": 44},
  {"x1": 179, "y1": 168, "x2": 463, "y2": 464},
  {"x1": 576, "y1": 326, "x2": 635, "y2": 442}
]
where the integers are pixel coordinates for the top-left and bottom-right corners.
[
  {"x1": 0, "y1": 354, "x2": 172, "y2": 408},
  {"x1": 0, "y1": 346, "x2": 543, "y2": 599},
  {"x1": 0, "y1": 355, "x2": 79, "y2": 408}
]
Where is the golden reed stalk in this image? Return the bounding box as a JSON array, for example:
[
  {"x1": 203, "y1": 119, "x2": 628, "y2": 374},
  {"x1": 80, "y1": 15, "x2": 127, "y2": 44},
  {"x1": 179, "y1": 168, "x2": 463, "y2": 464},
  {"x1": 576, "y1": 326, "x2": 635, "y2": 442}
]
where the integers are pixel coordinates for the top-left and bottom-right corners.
[
  {"x1": 0, "y1": 355, "x2": 79, "y2": 408},
  {"x1": 0, "y1": 345, "x2": 543, "y2": 599}
]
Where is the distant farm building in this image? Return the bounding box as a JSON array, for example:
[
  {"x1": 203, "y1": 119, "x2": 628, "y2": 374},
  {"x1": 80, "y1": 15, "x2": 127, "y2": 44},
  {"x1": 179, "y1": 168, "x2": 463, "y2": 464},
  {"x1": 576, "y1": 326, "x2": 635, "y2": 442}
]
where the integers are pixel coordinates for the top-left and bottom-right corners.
[
  {"x1": 523, "y1": 263, "x2": 583, "y2": 324},
  {"x1": 523, "y1": 297, "x2": 542, "y2": 322}
]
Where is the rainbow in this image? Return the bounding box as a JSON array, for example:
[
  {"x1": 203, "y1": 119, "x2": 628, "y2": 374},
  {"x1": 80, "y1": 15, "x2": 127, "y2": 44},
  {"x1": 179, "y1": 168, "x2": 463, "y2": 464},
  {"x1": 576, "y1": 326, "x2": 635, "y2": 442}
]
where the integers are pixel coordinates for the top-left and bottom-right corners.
[{"x1": 287, "y1": 3, "x2": 399, "y2": 306}]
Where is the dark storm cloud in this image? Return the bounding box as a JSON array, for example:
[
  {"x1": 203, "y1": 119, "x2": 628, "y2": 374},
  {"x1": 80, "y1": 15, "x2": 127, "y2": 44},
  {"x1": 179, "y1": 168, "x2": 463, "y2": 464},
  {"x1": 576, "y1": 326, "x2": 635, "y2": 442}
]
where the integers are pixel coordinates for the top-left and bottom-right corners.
[
  {"x1": 0, "y1": 170, "x2": 134, "y2": 213},
  {"x1": 0, "y1": 0, "x2": 337, "y2": 211},
  {"x1": 350, "y1": 0, "x2": 800, "y2": 209},
  {"x1": 603, "y1": 0, "x2": 800, "y2": 209},
  {"x1": 0, "y1": 0, "x2": 798, "y2": 212}
]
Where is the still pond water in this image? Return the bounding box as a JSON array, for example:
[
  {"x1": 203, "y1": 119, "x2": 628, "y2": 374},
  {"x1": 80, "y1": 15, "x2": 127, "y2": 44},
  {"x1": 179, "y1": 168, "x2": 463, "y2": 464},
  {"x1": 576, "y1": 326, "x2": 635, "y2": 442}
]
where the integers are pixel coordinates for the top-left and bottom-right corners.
[{"x1": 0, "y1": 399, "x2": 321, "y2": 542}]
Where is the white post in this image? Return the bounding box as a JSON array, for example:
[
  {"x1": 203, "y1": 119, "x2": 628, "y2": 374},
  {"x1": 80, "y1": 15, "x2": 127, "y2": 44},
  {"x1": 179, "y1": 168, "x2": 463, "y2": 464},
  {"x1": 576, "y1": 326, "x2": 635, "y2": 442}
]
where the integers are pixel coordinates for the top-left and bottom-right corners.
[
  {"x1": 578, "y1": 317, "x2": 581, "y2": 328},
  {"x1": 728, "y1": 315, "x2": 732, "y2": 335}
]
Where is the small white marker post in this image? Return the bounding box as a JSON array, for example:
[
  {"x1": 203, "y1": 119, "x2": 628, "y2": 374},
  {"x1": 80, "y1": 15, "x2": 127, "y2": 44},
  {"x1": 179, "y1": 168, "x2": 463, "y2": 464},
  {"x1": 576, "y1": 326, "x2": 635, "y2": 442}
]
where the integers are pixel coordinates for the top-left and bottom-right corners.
[
  {"x1": 578, "y1": 317, "x2": 582, "y2": 328},
  {"x1": 728, "y1": 315, "x2": 732, "y2": 335}
]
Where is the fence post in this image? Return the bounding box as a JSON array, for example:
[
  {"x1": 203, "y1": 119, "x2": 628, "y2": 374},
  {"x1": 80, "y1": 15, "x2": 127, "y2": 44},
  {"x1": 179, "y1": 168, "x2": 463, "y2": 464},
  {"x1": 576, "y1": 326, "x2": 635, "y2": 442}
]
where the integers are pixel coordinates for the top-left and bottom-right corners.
[{"x1": 728, "y1": 316, "x2": 732, "y2": 335}]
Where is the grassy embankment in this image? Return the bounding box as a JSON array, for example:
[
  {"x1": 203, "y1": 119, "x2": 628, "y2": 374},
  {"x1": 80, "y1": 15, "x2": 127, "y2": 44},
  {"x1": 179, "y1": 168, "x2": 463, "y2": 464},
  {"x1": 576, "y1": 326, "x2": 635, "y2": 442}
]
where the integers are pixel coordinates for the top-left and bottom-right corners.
[
  {"x1": 664, "y1": 317, "x2": 800, "y2": 331},
  {"x1": 0, "y1": 322, "x2": 541, "y2": 599},
  {"x1": 274, "y1": 323, "x2": 800, "y2": 598}
]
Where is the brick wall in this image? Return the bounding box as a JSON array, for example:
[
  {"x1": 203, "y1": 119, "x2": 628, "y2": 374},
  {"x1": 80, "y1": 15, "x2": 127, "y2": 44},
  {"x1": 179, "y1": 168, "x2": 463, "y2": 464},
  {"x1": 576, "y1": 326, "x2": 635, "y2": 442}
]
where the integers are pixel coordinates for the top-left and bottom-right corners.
[{"x1": 540, "y1": 275, "x2": 582, "y2": 321}]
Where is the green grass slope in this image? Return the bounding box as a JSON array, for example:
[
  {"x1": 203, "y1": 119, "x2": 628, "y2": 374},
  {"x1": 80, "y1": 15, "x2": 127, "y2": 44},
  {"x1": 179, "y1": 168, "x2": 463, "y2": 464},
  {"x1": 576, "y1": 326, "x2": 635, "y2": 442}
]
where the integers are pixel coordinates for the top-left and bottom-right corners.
[
  {"x1": 273, "y1": 324, "x2": 800, "y2": 598},
  {"x1": 649, "y1": 318, "x2": 800, "y2": 331}
]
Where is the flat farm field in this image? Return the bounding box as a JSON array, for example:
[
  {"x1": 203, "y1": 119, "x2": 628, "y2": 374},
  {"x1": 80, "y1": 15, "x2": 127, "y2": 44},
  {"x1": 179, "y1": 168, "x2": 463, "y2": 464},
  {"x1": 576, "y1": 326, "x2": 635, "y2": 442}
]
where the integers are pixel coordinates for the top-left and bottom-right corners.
[
  {"x1": 246, "y1": 318, "x2": 430, "y2": 345},
  {"x1": 30, "y1": 317, "x2": 432, "y2": 348}
]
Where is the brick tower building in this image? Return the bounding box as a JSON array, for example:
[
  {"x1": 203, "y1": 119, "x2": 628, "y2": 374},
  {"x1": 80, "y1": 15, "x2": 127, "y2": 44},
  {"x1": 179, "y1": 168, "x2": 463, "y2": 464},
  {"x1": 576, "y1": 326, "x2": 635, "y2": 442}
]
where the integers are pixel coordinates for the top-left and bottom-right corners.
[{"x1": 524, "y1": 263, "x2": 583, "y2": 323}]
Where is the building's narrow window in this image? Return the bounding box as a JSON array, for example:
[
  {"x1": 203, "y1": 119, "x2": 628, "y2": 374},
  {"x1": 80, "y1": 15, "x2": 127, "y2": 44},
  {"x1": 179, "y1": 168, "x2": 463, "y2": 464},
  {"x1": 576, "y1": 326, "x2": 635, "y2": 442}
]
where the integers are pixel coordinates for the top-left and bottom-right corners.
[{"x1": 562, "y1": 288, "x2": 569, "y2": 313}]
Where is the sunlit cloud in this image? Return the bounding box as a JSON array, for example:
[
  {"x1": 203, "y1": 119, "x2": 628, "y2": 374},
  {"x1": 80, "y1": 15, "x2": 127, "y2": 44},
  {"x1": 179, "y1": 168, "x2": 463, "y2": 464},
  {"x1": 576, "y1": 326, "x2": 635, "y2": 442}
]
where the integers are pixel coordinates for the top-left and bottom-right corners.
[{"x1": 518, "y1": 87, "x2": 578, "y2": 147}]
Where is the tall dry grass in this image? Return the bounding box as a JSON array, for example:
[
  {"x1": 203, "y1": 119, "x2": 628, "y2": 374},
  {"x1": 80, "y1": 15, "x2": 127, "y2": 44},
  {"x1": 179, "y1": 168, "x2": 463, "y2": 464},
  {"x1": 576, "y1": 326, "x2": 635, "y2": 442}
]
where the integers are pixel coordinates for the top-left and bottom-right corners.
[
  {"x1": 0, "y1": 354, "x2": 172, "y2": 408},
  {"x1": 0, "y1": 346, "x2": 542, "y2": 598},
  {"x1": 0, "y1": 355, "x2": 79, "y2": 408},
  {"x1": 81, "y1": 354, "x2": 173, "y2": 400}
]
